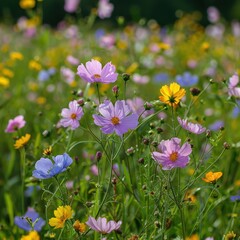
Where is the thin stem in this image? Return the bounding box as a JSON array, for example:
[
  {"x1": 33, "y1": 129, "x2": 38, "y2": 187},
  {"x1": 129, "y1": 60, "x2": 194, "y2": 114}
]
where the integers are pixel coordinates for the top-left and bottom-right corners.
[
  {"x1": 124, "y1": 80, "x2": 127, "y2": 100},
  {"x1": 171, "y1": 106, "x2": 176, "y2": 136},
  {"x1": 20, "y1": 148, "x2": 26, "y2": 214},
  {"x1": 96, "y1": 83, "x2": 101, "y2": 104}
]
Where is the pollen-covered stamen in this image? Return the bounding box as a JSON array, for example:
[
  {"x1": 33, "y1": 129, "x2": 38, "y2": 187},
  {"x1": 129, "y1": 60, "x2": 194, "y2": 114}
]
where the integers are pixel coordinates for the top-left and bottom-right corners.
[
  {"x1": 71, "y1": 113, "x2": 77, "y2": 119},
  {"x1": 169, "y1": 152, "x2": 178, "y2": 162},
  {"x1": 111, "y1": 116, "x2": 120, "y2": 125},
  {"x1": 93, "y1": 74, "x2": 101, "y2": 79}
]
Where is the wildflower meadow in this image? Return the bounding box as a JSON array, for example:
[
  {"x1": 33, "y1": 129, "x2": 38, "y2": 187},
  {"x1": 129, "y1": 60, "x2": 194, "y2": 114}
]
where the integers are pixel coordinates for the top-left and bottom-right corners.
[{"x1": 1, "y1": 1, "x2": 240, "y2": 240}]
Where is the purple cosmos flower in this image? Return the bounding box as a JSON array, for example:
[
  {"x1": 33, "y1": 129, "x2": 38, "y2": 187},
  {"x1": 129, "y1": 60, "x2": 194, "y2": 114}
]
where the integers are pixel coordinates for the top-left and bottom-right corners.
[
  {"x1": 77, "y1": 59, "x2": 118, "y2": 84},
  {"x1": 64, "y1": 0, "x2": 80, "y2": 13},
  {"x1": 177, "y1": 117, "x2": 206, "y2": 134},
  {"x1": 176, "y1": 72, "x2": 199, "y2": 87},
  {"x1": 14, "y1": 208, "x2": 45, "y2": 231},
  {"x1": 207, "y1": 6, "x2": 220, "y2": 23},
  {"x1": 66, "y1": 55, "x2": 79, "y2": 65},
  {"x1": 5, "y1": 115, "x2": 26, "y2": 133},
  {"x1": 228, "y1": 74, "x2": 240, "y2": 98},
  {"x1": 32, "y1": 153, "x2": 73, "y2": 179},
  {"x1": 97, "y1": 0, "x2": 114, "y2": 19},
  {"x1": 152, "y1": 137, "x2": 192, "y2": 170},
  {"x1": 132, "y1": 73, "x2": 149, "y2": 84},
  {"x1": 60, "y1": 67, "x2": 75, "y2": 85},
  {"x1": 59, "y1": 100, "x2": 83, "y2": 130},
  {"x1": 93, "y1": 100, "x2": 138, "y2": 137},
  {"x1": 86, "y1": 216, "x2": 122, "y2": 234},
  {"x1": 208, "y1": 120, "x2": 224, "y2": 131}
]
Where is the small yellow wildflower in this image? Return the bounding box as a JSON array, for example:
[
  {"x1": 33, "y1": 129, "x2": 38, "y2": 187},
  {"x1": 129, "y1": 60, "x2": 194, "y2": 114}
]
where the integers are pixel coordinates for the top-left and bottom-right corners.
[
  {"x1": 43, "y1": 146, "x2": 52, "y2": 156},
  {"x1": 159, "y1": 82, "x2": 186, "y2": 107},
  {"x1": 2, "y1": 68, "x2": 14, "y2": 78},
  {"x1": 201, "y1": 42, "x2": 210, "y2": 51},
  {"x1": 29, "y1": 60, "x2": 42, "y2": 71},
  {"x1": 202, "y1": 171, "x2": 223, "y2": 183},
  {"x1": 10, "y1": 52, "x2": 24, "y2": 61},
  {"x1": 224, "y1": 231, "x2": 236, "y2": 240},
  {"x1": 14, "y1": 134, "x2": 31, "y2": 149},
  {"x1": 49, "y1": 205, "x2": 73, "y2": 229},
  {"x1": 73, "y1": 220, "x2": 86, "y2": 233},
  {"x1": 0, "y1": 76, "x2": 10, "y2": 88},
  {"x1": 19, "y1": 0, "x2": 36, "y2": 9},
  {"x1": 21, "y1": 230, "x2": 40, "y2": 240},
  {"x1": 126, "y1": 62, "x2": 138, "y2": 74},
  {"x1": 185, "y1": 234, "x2": 199, "y2": 240},
  {"x1": 36, "y1": 97, "x2": 46, "y2": 105}
]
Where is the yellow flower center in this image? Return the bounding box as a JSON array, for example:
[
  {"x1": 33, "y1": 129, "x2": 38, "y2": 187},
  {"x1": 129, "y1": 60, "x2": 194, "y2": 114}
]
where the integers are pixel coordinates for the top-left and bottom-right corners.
[
  {"x1": 169, "y1": 152, "x2": 178, "y2": 162},
  {"x1": 93, "y1": 74, "x2": 101, "y2": 79},
  {"x1": 71, "y1": 113, "x2": 77, "y2": 119},
  {"x1": 111, "y1": 117, "x2": 120, "y2": 125}
]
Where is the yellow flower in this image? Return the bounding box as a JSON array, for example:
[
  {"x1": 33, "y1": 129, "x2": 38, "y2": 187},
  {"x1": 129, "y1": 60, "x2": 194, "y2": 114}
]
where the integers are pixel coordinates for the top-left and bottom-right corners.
[
  {"x1": 43, "y1": 146, "x2": 52, "y2": 156},
  {"x1": 224, "y1": 231, "x2": 236, "y2": 240},
  {"x1": 185, "y1": 234, "x2": 199, "y2": 240},
  {"x1": 14, "y1": 134, "x2": 31, "y2": 149},
  {"x1": 73, "y1": 220, "x2": 86, "y2": 233},
  {"x1": 0, "y1": 76, "x2": 10, "y2": 88},
  {"x1": 159, "y1": 82, "x2": 186, "y2": 107},
  {"x1": 2, "y1": 68, "x2": 14, "y2": 78},
  {"x1": 19, "y1": 0, "x2": 36, "y2": 9},
  {"x1": 202, "y1": 171, "x2": 223, "y2": 183},
  {"x1": 126, "y1": 62, "x2": 138, "y2": 74},
  {"x1": 10, "y1": 52, "x2": 24, "y2": 61},
  {"x1": 49, "y1": 205, "x2": 73, "y2": 229},
  {"x1": 21, "y1": 231, "x2": 40, "y2": 240},
  {"x1": 29, "y1": 60, "x2": 42, "y2": 71},
  {"x1": 36, "y1": 97, "x2": 46, "y2": 105}
]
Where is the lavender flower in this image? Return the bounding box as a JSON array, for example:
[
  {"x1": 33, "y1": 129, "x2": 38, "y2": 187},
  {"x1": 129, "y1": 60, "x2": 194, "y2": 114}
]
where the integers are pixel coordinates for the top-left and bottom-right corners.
[
  {"x1": 176, "y1": 72, "x2": 199, "y2": 87},
  {"x1": 228, "y1": 74, "x2": 240, "y2": 98},
  {"x1": 60, "y1": 67, "x2": 75, "y2": 85},
  {"x1": 152, "y1": 137, "x2": 192, "y2": 170},
  {"x1": 177, "y1": 117, "x2": 206, "y2": 134},
  {"x1": 14, "y1": 208, "x2": 45, "y2": 231},
  {"x1": 64, "y1": 0, "x2": 80, "y2": 13},
  {"x1": 93, "y1": 100, "x2": 138, "y2": 137},
  {"x1": 32, "y1": 153, "x2": 73, "y2": 179},
  {"x1": 86, "y1": 216, "x2": 122, "y2": 234},
  {"x1": 59, "y1": 100, "x2": 83, "y2": 130},
  {"x1": 230, "y1": 195, "x2": 240, "y2": 202},
  {"x1": 5, "y1": 115, "x2": 26, "y2": 133},
  {"x1": 77, "y1": 59, "x2": 118, "y2": 84},
  {"x1": 97, "y1": 0, "x2": 114, "y2": 19}
]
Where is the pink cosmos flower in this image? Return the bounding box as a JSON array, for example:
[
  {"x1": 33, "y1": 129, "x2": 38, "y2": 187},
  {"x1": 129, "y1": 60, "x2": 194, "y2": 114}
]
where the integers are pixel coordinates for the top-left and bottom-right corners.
[
  {"x1": 59, "y1": 100, "x2": 83, "y2": 130},
  {"x1": 5, "y1": 115, "x2": 26, "y2": 133},
  {"x1": 132, "y1": 73, "x2": 150, "y2": 84},
  {"x1": 66, "y1": 55, "x2": 79, "y2": 65},
  {"x1": 177, "y1": 117, "x2": 206, "y2": 134},
  {"x1": 86, "y1": 216, "x2": 122, "y2": 234},
  {"x1": 97, "y1": 0, "x2": 114, "y2": 19},
  {"x1": 93, "y1": 100, "x2": 138, "y2": 137},
  {"x1": 77, "y1": 59, "x2": 118, "y2": 84},
  {"x1": 60, "y1": 67, "x2": 75, "y2": 84},
  {"x1": 152, "y1": 137, "x2": 192, "y2": 170},
  {"x1": 64, "y1": 0, "x2": 80, "y2": 13},
  {"x1": 228, "y1": 74, "x2": 240, "y2": 98}
]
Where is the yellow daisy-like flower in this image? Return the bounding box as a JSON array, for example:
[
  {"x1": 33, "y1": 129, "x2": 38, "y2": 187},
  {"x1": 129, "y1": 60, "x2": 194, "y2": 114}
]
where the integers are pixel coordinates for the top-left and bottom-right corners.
[
  {"x1": 159, "y1": 82, "x2": 186, "y2": 107},
  {"x1": 43, "y1": 146, "x2": 52, "y2": 156},
  {"x1": 73, "y1": 220, "x2": 86, "y2": 233},
  {"x1": 2, "y1": 68, "x2": 14, "y2": 78},
  {"x1": 29, "y1": 60, "x2": 42, "y2": 71},
  {"x1": 21, "y1": 230, "x2": 40, "y2": 240},
  {"x1": 224, "y1": 231, "x2": 236, "y2": 240},
  {"x1": 49, "y1": 205, "x2": 73, "y2": 229},
  {"x1": 202, "y1": 171, "x2": 223, "y2": 183},
  {"x1": 14, "y1": 134, "x2": 31, "y2": 149},
  {"x1": 19, "y1": 0, "x2": 36, "y2": 9},
  {"x1": 10, "y1": 52, "x2": 24, "y2": 61},
  {"x1": 0, "y1": 76, "x2": 10, "y2": 88}
]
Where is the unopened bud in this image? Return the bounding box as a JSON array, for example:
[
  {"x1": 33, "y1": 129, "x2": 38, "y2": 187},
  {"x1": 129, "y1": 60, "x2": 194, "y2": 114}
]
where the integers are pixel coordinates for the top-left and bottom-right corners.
[
  {"x1": 95, "y1": 151, "x2": 102, "y2": 161},
  {"x1": 156, "y1": 127, "x2": 163, "y2": 133},
  {"x1": 143, "y1": 138, "x2": 149, "y2": 145},
  {"x1": 77, "y1": 98, "x2": 84, "y2": 106},
  {"x1": 126, "y1": 147, "x2": 134, "y2": 156},
  {"x1": 112, "y1": 85, "x2": 119, "y2": 97},
  {"x1": 190, "y1": 87, "x2": 201, "y2": 96},
  {"x1": 144, "y1": 102, "x2": 153, "y2": 110},
  {"x1": 206, "y1": 130, "x2": 211, "y2": 138},
  {"x1": 138, "y1": 158, "x2": 144, "y2": 164},
  {"x1": 122, "y1": 73, "x2": 130, "y2": 81},
  {"x1": 154, "y1": 221, "x2": 160, "y2": 228},
  {"x1": 223, "y1": 142, "x2": 230, "y2": 149}
]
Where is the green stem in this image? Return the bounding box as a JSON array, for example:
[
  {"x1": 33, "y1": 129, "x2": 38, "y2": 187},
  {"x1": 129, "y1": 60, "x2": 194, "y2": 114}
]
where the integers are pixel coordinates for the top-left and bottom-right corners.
[
  {"x1": 171, "y1": 106, "x2": 176, "y2": 136},
  {"x1": 124, "y1": 81, "x2": 127, "y2": 100},
  {"x1": 96, "y1": 83, "x2": 101, "y2": 104},
  {"x1": 20, "y1": 148, "x2": 26, "y2": 214}
]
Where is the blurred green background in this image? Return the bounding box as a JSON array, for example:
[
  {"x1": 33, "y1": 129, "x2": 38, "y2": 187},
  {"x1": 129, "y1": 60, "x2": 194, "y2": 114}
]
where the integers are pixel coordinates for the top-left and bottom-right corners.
[{"x1": 0, "y1": 0, "x2": 240, "y2": 26}]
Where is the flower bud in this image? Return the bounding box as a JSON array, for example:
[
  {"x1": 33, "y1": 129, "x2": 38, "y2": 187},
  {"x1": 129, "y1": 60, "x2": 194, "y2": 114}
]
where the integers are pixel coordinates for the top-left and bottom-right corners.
[
  {"x1": 138, "y1": 158, "x2": 144, "y2": 164},
  {"x1": 223, "y1": 142, "x2": 230, "y2": 149},
  {"x1": 77, "y1": 98, "x2": 84, "y2": 106},
  {"x1": 112, "y1": 85, "x2": 119, "y2": 98},
  {"x1": 190, "y1": 87, "x2": 201, "y2": 96},
  {"x1": 143, "y1": 138, "x2": 149, "y2": 145},
  {"x1": 95, "y1": 151, "x2": 102, "y2": 161},
  {"x1": 144, "y1": 102, "x2": 153, "y2": 110},
  {"x1": 122, "y1": 73, "x2": 130, "y2": 81},
  {"x1": 126, "y1": 147, "x2": 134, "y2": 156},
  {"x1": 156, "y1": 127, "x2": 163, "y2": 133}
]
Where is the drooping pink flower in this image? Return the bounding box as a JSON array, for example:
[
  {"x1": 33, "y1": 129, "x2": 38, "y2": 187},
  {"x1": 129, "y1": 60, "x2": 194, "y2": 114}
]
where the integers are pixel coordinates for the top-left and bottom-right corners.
[
  {"x1": 64, "y1": 0, "x2": 80, "y2": 13},
  {"x1": 77, "y1": 59, "x2": 118, "y2": 84},
  {"x1": 97, "y1": 0, "x2": 114, "y2": 19},
  {"x1": 59, "y1": 100, "x2": 83, "y2": 130},
  {"x1": 86, "y1": 216, "x2": 122, "y2": 234},
  {"x1": 93, "y1": 100, "x2": 138, "y2": 137},
  {"x1": 177, "y1": 117, "x2": 206, "y2": 134},
  {"x1": 228, "y1": 74, "x2": 240, "y2": 98},
  {"x1": 152, "y1": 137, "x2": 192, "y2": 170},
  {"x1": 5, "y1": 115, "x2": 26, "y2": 133}
]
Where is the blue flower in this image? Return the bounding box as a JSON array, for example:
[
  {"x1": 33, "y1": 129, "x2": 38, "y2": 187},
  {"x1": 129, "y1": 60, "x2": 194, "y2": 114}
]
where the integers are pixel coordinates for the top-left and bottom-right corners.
[
  {"x1": 32, "y1": 153, "x2": 73, "y2": 179},
  {"x1": 153, "y1": 73, "x2": 169, "y2": 83},
  {"x1": 208, "y1": 120, "x2": 224, "y2": 131},
  {"x1": 232, "y1": 100, "x2": 240, "y2": 118},
  {"x1": 176, "y1": 72, "x2": 199, "y2": 87},
  {"x1": 14, "y1": 208, "x2": 45, "y2": 231},
  {"x1": 230, "y1": 195, "x2": 240, "y2": 202}
]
